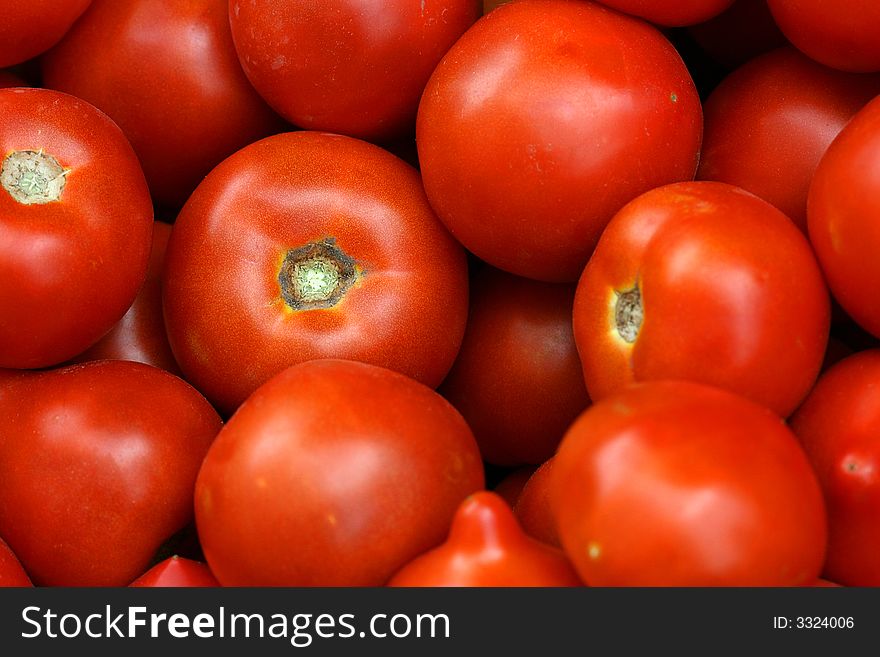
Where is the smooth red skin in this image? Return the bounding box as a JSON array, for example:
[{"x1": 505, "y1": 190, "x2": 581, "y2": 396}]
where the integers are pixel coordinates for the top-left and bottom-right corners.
[
  {"x1": 0, "y1": 361, "x2": 222, "y2": 587},
  {"x1": 482, "y1": 0, "x2": 512, "y2": 13},
  {"x1": 229, "y1": 0, "x2": 480, "y2": 142},
  {"x1": 552, "y1": 381, "x2": 827, "y2": 586},
  {"x1": 593, "y1": 0, "x2": 734, "y2": 27},
  {"x1": 0, "y1": 71, "x2": 26, "y2": 88},
  {"x1": 388, "y1": 491, "x2": 582, "y2": 587},
  {"x1": 130, "y1": 556, "x2": 219, "y2": 587},
  {"x1": 493, "y1": 466, "x2": 536, "y2": 507},
  {"x1": 514, "y1": 457, "x2": 560, "y2": 548},
  {"x1": 0, "y1": 536, "x2": 31, "y2": 587},
  {"x1": 574, "y1": 181, "x2": 830, "y2": 418},
  {"x1": 195, "y1": 359, "x2": 484, "y2": 586},
  {"x1": 687, "y1": 0, "x2": 786, "y2": 71},
  {"x1": 71, "y1": 221, "x2": 181, "y2": 375},
  {"x1": 0, "y1": 0, "x2": 91, "y2": 67},
  {"x1": 0, "y1": 88, "x2": 153, "y2": 369},
  {"x1": 417, "y1": 0, "x2": 702, "y2": 282},
  {"x1": 808, "y1": 96, "x2": 880, "y2": 339},
  {"x1": 789, "y1": 350, "x2": 880, "y2": 586},
  {"x1": 767, "y1": 0, "x2": 880, "y2": 73},
  {"x1": 164, "y1": 132, "x2": 468, "y2": 415},
  {"x1": 42, "y1": 0, "x2": 284, "y2": 209},
  {"x1": 440, "y1": 268, "x2": 589, "y2": 466},
  {"x1": 697, "y1": 48, "x2": 880, "y2": 233}
]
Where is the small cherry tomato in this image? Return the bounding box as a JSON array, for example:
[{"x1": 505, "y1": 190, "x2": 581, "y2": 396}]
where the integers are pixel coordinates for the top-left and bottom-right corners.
[
  {"x1": 552, "y1": 381, "x2": 827, "y2": 586},
  {"x1": 129, "y1": 556, "x2": 219, "y2": 587},
  {"x1": 387, "y1": 491, "x2": 581, "y2": 587}
]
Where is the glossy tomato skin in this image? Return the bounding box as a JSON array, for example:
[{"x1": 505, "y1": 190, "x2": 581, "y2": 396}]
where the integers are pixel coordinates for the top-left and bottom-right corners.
[
  {"x1": 552, "y1": 381, "x2": 827, "y2": 586},
  {"x1": 0, "y1": 361, "x2": 222, "y2": 586},
  {"x1": 195, "y1": 359, "x2": 484, "y2": 586},
  {"x1": 42, "y1": 0, "x2": 284, "y2": 209},
  {"x1": 514, "y1": 457, "x2": 560, "y2": 547},
  {"x1": 71, "y1": 221, "x2": 180, "y2": 375},
  {"x1": 387, "y1": 491, "x2": 581, "y2": 587},
  {"x1": 808, "y1": 97, "x2": 880, "y2": 339},
  {"x1": 440, "y1": 267, "x2": 589, "y2": 466},
  {"x1": 0, "y1": 88, "x2": 153, "y2": 369},
  {"x1": 574, "y1": 181, "x2": 830, "y2": 418},
  {"x1": 129, "y1": 556, "x2": 219, "y2": 587},
  {"x1": 767, "y1": 0, "x2": 880, "y2": 73},
  {"x1": 698, "y1": 48, "x2": 880, "y2": 232},
  {"x1": 164, "y1": 132, "x2": 468, "y2": 415},
  {"x1": 0, "y1": 0, "x2": 91, "y2": 67},
  {"x1": 789, "y1": 350, "x2": 880, "y2": 586},
  {"x1": 593, "y1": 0, "x2": 734, "y2": 27},
  {"x1": 0, "y1": 536, "x2": 31, "y2": 587},
  {"x1": 417, "y1": 0, "x2": 702, "y2": 282},
  {"x1": 229, "y1": 0, "x2": 480, "y2": 142}
]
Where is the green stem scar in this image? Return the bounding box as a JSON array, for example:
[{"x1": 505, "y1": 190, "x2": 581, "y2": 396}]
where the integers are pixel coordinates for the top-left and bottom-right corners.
[
  {"x1": 1, "y1": 150, "x2": 68, "y2": 205},
  {"x1": 278, "y1": 238, "x2": 360, "y2": 310},
  {"x1": 615, "y1": 285, "x2": 643, "y2": 343}
]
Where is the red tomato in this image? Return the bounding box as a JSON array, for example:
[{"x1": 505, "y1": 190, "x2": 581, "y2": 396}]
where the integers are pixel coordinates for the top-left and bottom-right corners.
[
  {"x1": 789, "y1": 350, "x2": 880, "y2": 586},
  {"x1": 0, "y1": 0, "x2": 91, "y2": 67},
  {"x1": 42, "y1": 0, "x2": 284, "y2": 209},
  {"x1": 482, "y1": 0, "x2": 512, "y2": 12},
  {"x1": 808, "y1": 96, "x2": 880, "y2": 339},
  {"x1": 0, "y1": 361, "x2": 221, "y2": 586},
  {"x1": 194, "y1": 359, "x2": 484, "y2": 586},
  {"x1": 417, "y1": 0, "x2": 702, "y2": 282},
  {"x1": 0, "y1": 536, "x2": 31, "y2": 587},
  {"x1": 514, "y1": 457, "x2": 560, "y2": 547},
  {"x1": 440, "y1": 267, "x2": 589, "y2": 466},
  {"x1": 552, "y1": 381, "x2": 827, "y2": 586},
  {"x1": 767, "y1": 0, "x2": 880, "y2": 73},
  {"x1": 493, "y1": 466, "x2": 536, "y2": 507},
  {"x1": 71, "y1": 221, "x2": 180, "y2": 375},
  {"x1": 574, "y1": 181, "x2": 830, "y2": 418},
  {"x1": 0, "y1": 88, "x2": 153, "y2": 369},
  {"x1": 164, "y1": 132, "x2": 468, "y2": 415},
  {"x1": 387, "y1": 491, "x2": 581, "y2": 587},
  {"x1": 697, "y1": 48, "x2": 880, "y2": 233},
  {"x1": 592, "y1": 0, "x2": 734, "y2": 27},
  {"x1": 687, "y1": 0, "x2": 786, "y2": 70},
  {"x1": 228, "y1": 0, "x2": 480, "y2": 142},
  {"x1": 129, "y1": 556, "x2": 219, "y2": 587}
]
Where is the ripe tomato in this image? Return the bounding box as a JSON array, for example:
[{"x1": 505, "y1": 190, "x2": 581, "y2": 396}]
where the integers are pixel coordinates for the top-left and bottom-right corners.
[
  {"x1": 0, "y1": 0, "x2": 91, "y2": 67},
  {"x1": 417, "y1": 0, "x2": 702, "y2": 282},
  {"x1": 698, "y1": 47, "x2": 880, "y2": 232},
  {"x1": 129, "y1": 556, "x2": 219, "y2": 587},
  {"x1": 687, "y1": 0, "x2": 787, "y2": 70},
  {"x1": 592, "y1": 0, "x2": 734, "y2": 27},
  {"x1": 789, "y1": 350, "x2": 880, "y2": 586},
  {"x1": 71, "y1": 221, "x2": 180, "y2": 375},
  {"x1": 194, "y1": 359, "x2": 484, "y2": 586},
  {"x1": 808, "y1": 96, "x2": 880, "y2": 339},
  {"x1": 767, "y1": 0, "x2": 880, "y2": 73},
  {"x1": 552, "y1": 381, "x2": 827, "y2": 586},
  {"x1": 514, "y1": 457, "x2": 560, "y2": 547},
  {"x1": 493, "y1": 466, "x2": 536, "y2": 507},
  {"x1": 574, "y1": 181, "x2": 830, "y2": 418},
  {"x1": 164, "y1": 132, "x2": 468, "y2": 415},
  {"x1": 228, "y1": 0, "x2": 480, "y2": 142},
  {"x1": 440, "y1": 267, "x2": 589, "y2": 466},
  {"x1": 387, "y1": 492, "x2": 581, "y2": 587},
  {"x1": 0, "y1": 361, "x2": 221, "y2": 586},
  {"x1": 42, "y1": 0, "x2": 284, "y2": 209},
  {"x1": 0, "y1": 536, "x2": 31, "y2": 587},
  {"x1": 0, "y1": 88, "x2": 153, "y2": 369}
]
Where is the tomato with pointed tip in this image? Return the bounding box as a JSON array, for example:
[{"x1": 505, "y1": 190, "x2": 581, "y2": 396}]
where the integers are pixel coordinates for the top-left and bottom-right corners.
[
  {"x1": 789, "y1": 350, "x2": 880, "y2": 586},
  {"x1": 0, "y1": 536, "x2": 31, "y2": 587},
  {"x1": 130, "y1": 556, "x2": 219, "y2": 587},
  {"x1": 0, "y1": 0, "x2": 91, "y2": 67},
  {"x1": 388, "y1": 491, "x2": 581, "y2": 587},
  {"x1": 552, "y1": 381, "x2": 827, "y2": 586},
  {"x1": 0, "y1": 360, "x2": 222, "y2": 586},
  {"x1": 574, "y1": 181, "x2": 830, "y2": 418}
]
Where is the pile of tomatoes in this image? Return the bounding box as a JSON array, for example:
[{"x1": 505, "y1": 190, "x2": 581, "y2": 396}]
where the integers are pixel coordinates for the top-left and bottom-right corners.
[{"x1": 1, "y1": 0, "x2": 879, "y2": 588}]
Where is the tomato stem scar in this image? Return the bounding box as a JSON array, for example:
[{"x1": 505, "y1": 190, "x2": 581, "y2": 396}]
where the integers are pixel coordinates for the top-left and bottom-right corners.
[
  {"x1": 278, "y1": 238, "x2": 360, "y2": 310},
  {"x1": 1, "y1": 149, "x2": 69, "y2": 205},
  {"x1": 614, "y1": 285, "x2": 642, "y2": 343}
]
